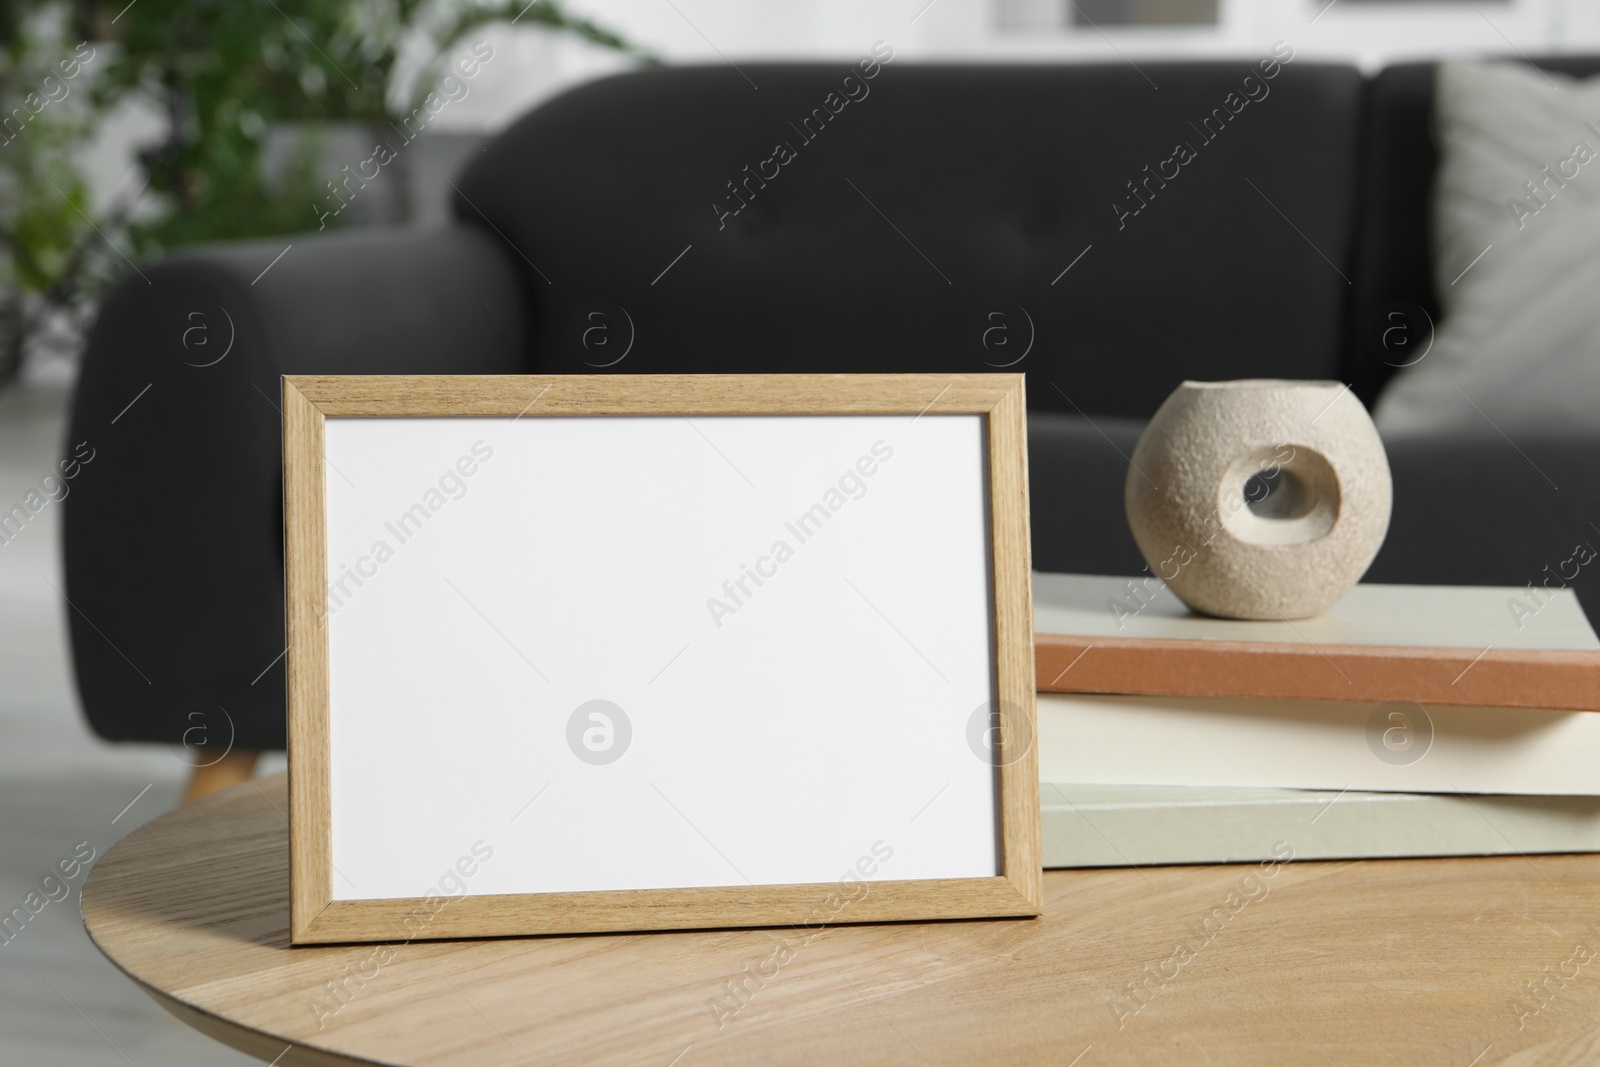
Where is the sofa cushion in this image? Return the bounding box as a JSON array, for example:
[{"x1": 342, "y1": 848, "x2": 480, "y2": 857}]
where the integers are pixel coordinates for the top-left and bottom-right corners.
[
  {"x1": 1028, "y1": 411, "x2": 1148, "y2": 576},
  {"x1": 1350, "y1": 56, "x2": 1600, "y2": 408},
  {"x1": 454, "y1": 59, "x2": 1364, "y2": 418},
  {"x1": 1369, "y1": 430, "x2": 1600, "y2": 621},
  {"x1": 1375, "y1": 62, "x2": 1600, "y2": 436}
]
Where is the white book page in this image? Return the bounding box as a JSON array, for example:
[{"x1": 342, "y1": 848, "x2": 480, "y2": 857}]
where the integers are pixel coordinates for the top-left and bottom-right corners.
[
  {"x1": 1040, "y1": 692, "x2": 1600, "y2": 795},
  {"x1": 1035, "y1": 573, "x2": 1600, "y2": 651}
]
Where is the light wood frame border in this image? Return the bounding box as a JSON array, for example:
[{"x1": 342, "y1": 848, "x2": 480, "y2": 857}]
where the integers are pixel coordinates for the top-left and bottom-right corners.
[{"x1": 283, "y1": 373, "x2": 1039, "y2": 945}]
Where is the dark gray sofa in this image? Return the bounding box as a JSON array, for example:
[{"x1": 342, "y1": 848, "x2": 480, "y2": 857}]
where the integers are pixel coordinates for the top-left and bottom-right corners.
[{"x1": 61, "y1": 56, "x2": 1600, "y2": 751}]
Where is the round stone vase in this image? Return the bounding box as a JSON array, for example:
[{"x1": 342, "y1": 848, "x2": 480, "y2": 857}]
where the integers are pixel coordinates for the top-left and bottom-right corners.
[{"x1": 1124, "y1": 380, "x2": 1392, "y2": 620}]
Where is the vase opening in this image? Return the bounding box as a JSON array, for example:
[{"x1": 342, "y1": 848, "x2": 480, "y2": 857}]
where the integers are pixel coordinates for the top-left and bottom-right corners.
[
  {"x1": 1242, "y1": 467, "x2": 1313, "y2": 520},
  {"x1": 1218, "y1": 446, "x2": 1341, "y2": 546}
]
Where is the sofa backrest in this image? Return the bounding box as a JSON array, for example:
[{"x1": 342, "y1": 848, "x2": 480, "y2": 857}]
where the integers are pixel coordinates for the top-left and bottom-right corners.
[
  {"x1": 453, "y1": 59, "x2": 1365, "y2": 418},
  {"x1": 1351, "y1": 55, "x2": 1600, "y2": 406}
]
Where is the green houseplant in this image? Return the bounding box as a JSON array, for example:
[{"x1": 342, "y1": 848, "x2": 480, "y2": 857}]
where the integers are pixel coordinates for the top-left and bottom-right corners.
[
  {"x1": 0, "y1": 0, "x2": 646, "y2": 383},
  {"x1": 0, "y1": 3, "x2": 114, "y2": 381}
]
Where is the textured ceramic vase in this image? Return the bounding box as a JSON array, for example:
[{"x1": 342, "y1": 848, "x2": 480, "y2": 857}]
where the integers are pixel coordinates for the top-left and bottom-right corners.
[{"x1": 1125, "y1": 380, "x2": 1393, "y2": 620}]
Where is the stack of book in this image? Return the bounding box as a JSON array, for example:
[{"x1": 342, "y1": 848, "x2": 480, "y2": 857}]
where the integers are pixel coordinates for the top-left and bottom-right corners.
[{"x1": 1031, "y1": 573, "x2": 1600, "y2": 867}]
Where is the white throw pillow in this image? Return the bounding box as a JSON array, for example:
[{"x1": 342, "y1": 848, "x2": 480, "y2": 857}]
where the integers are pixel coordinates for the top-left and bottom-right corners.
[{"x1": 1375, "y1": 61, "x2": 1600, "y2": 435}]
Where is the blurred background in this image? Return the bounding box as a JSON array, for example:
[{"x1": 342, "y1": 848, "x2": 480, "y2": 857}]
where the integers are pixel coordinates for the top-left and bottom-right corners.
[
  {"x1": 4, "y1": 1, "x2": 1600, "y2": 1062},
  {"x1": 5, "y1": 0, "x2": 1600, "y2": 388}
]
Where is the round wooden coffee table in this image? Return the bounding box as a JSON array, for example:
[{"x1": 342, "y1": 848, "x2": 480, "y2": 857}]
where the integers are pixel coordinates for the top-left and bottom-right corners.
[{"x1": 84, "y1": 773, "x2": 1600, "y2": 1065}]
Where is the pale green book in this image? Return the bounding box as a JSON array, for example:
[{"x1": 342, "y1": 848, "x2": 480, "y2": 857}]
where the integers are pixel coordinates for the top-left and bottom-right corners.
[{"x1": 1041, "y1": 783, "x2": 1600, "y2": 868}]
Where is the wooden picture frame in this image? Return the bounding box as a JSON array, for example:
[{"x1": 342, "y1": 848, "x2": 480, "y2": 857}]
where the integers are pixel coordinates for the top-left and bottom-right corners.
[{"x1": 283, "y1": 373, "x2": 1039, "y2": 944}]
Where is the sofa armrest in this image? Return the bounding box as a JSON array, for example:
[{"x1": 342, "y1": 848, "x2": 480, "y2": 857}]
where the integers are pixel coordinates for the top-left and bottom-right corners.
[{"x1": 62, "y1": 225, "x2": 526, "y2": 750}]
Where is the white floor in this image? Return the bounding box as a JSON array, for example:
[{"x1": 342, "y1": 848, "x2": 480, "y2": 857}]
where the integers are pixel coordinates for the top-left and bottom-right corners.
[{"x1": 0, "y1": 384, "x2": 281, "y2": 1065}]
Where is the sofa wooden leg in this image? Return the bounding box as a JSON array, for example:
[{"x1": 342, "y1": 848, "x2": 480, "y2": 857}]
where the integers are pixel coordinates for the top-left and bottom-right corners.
[{"x1": 182, "y1": 750, "x2": 261, "y2": 803}]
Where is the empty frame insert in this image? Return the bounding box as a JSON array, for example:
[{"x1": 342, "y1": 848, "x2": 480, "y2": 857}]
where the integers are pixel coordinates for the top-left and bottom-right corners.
[{"x1": 283, "y1": 374, "x2": 1039, "y2": 944}]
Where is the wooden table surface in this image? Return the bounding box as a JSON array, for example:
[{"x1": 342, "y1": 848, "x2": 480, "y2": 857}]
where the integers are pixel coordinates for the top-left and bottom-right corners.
[{"x1": 83, "y1": 773, "x2": 1600, "y2": 1066}]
